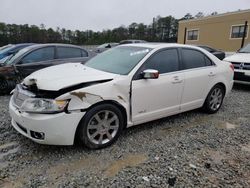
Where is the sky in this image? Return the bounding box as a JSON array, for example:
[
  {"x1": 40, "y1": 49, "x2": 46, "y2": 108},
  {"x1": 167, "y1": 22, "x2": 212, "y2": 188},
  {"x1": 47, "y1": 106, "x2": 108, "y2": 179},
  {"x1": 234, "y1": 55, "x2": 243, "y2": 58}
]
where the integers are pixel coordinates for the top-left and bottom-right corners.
[{"x1": 0, "y1": 0, "x2": 249, "y2": 31}]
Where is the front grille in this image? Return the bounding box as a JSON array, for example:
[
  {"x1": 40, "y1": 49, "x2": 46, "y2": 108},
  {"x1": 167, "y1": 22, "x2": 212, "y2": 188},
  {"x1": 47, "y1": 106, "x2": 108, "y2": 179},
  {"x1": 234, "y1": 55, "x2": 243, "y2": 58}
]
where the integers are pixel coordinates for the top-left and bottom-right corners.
[
  {"x1": 12, "y1": 84, "x2": 35, "y2": 108},
  {"x1": 231, "y1": 62, "x2": 250, "y2": 70}
]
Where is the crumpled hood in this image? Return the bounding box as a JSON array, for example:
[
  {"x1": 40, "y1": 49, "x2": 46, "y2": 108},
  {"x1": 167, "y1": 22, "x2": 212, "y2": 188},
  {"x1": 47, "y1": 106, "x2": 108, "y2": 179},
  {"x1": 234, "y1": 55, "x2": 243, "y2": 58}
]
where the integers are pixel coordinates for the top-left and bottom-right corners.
[
  {"x1": 23, "y1": 63, "x2": 117, "y2": 91},
  {"x1": 224, "y1": 53, "x2": 250, "y2": 63}
]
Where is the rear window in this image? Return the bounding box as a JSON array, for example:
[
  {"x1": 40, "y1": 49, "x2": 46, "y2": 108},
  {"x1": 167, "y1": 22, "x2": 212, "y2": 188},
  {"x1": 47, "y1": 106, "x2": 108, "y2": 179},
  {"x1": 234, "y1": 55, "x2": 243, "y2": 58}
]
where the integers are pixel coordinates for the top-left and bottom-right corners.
[{"x1": 57, "y1": 47, "x2": 83, "y2": 59}]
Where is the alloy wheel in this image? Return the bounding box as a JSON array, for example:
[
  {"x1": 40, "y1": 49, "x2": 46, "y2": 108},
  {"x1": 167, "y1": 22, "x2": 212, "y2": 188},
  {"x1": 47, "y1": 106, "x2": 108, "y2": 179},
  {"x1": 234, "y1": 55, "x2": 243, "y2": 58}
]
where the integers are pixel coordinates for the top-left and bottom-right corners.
[
  {"x1": 86, "y1": 110, "x2": 119, "y2": 145},
  {"x1": 209, "y1": 88, "x2": 223, "y2": 111}
]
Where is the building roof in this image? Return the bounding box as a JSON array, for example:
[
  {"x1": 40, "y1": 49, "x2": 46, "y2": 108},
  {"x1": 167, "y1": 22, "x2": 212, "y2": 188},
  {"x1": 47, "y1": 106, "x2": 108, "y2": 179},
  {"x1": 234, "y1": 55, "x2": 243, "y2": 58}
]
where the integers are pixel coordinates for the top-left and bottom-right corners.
[{"x1": 179, "y1": 9, "x2": 250, "y2": 23}]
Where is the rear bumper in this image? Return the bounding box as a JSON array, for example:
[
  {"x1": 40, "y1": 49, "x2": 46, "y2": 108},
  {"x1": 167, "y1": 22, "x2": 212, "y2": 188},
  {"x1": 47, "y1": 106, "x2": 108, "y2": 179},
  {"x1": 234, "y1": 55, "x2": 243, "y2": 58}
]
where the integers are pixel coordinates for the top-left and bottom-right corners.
[{"x1": 9, "y1": 96, "x2": 85, "y2": 145}]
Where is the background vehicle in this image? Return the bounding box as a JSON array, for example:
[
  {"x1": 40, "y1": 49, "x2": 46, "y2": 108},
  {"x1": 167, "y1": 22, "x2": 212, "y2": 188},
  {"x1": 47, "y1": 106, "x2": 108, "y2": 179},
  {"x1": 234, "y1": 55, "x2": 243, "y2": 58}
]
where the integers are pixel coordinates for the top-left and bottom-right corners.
[
  {"x1": 119, "y1": 39, "x2": 147, "y2": 45},
  {"x1": 0, "y1": 43, "x2": 91, "y2": 94},
  {"x1": 0, "y1": 43, "x2": 34, "y2": 61},
  {"x1": 9, "y1": 44, "x2": 234, "y2": 149},
  {"x1": 224, "y1": 43, "x2": 250, "y2": 83},
  {"x1": 95, "y1": 43, "x2": 119, "y2": 53},
  {"x1": 197, "y1": 45, "x2": 225, "y2": 60}
]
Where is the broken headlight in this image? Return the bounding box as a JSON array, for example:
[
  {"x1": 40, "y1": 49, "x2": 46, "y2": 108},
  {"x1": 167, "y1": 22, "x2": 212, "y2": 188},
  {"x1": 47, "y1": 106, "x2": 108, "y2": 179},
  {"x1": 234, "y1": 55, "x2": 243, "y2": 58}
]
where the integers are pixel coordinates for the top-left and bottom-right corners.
[{"x1": 20, "y1": 98, "x2": 69, "y2": 114}]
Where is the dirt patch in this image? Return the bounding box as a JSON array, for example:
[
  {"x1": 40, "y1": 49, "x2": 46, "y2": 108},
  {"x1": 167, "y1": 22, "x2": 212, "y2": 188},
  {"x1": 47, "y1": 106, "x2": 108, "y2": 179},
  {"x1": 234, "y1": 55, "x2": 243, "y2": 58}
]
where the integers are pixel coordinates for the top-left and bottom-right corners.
[
  {"x1": 207, "y1": 150, "x2": 227, "y2": 164},
  {"x1": 158, "y1": 115, "x2": 211, "y2": 136},
  {"x1": 242, "y1": 144, "x2": 250, "y2": 153},
  {"x1": 104, "y1": 154, "x2": 148, "y2": 177},
  {"x1": 216, "y1": 121, "x2": 239, "y2": 130}
]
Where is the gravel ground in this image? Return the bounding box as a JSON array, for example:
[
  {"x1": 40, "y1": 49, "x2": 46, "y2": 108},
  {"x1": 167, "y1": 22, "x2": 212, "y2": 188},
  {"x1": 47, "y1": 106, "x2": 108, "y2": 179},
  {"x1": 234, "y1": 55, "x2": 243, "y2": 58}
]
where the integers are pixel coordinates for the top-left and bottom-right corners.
[{"x1": 0, "y1": 84, "x2": 250, "y2": 188}]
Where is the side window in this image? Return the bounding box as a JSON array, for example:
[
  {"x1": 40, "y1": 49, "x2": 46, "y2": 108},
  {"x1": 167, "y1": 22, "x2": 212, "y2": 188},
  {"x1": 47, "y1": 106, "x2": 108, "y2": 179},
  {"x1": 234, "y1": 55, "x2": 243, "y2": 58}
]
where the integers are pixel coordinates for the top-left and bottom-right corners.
[
  {"x1": 21, "y1": 47, "x2": 54, "y2": 64},
  {"x1": 205, "y1": 56, "x2": 213, "y2": 66},
  {"x1": 142, "y1": 49, "x2": 179, "y2": 74},
  {"x1": 57, "y1": 47, "x2": 82, "y2": 59},
  {"x1": 181, "y1": 49, "x2": 207, "y2": 69},
  {"x1": 81, "y1": 49, "x2": 88, "y2": 57}
]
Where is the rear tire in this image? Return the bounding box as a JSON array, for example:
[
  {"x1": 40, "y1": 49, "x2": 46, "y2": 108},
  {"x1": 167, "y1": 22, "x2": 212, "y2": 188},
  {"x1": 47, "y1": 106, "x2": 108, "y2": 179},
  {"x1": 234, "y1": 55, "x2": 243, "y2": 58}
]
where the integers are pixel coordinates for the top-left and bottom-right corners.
[
  {"x1": 77, "y1": 104, "x2": 124, "y2": 149},
  {"x1": 202, "y1": 84, "x2": 225, "y2": 114},
  {"x1": 0, "y1": 79, "x2": 8, "y2": 95}
]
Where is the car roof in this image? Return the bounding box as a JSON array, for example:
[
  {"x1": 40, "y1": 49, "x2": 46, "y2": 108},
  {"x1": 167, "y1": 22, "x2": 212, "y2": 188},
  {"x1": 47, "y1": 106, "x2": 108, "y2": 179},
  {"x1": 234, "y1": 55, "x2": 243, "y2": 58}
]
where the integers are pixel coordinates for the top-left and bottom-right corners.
[
  {"x1": 24, "y1": 43, "x2": 86, "y2": 50},
  {"x1": 13, "y1": 43, "x2": 35, "y2": 47},
  {"x1": 121, "y1": 43, "x2": 204, "y2": 50}
]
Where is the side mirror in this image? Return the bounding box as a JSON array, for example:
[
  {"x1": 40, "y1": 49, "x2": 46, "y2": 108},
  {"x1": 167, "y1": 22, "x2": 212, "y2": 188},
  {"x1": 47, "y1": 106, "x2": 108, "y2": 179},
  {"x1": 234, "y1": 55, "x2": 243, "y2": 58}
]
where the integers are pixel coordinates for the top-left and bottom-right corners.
[
  {"x1": 105, "y1": 44, "x2": 111, "y2": 48},
  {"x1": 142, "y1": 69, "x2": 159, "y2": 79}
]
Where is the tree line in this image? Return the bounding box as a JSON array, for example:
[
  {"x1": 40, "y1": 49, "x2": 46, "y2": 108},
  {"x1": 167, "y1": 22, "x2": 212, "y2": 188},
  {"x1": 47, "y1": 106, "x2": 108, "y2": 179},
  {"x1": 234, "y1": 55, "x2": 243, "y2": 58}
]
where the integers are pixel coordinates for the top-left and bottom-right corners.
[{"x1": 0, "y1": 12, "x2": 217, "y2": 46}]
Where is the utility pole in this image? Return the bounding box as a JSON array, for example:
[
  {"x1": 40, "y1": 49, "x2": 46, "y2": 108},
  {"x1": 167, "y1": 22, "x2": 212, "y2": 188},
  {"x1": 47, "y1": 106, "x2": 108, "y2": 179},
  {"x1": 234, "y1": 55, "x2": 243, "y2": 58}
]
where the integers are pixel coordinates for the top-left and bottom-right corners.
[{"x1": 241, "y1": 21, "x2": 248, "y2": 48}]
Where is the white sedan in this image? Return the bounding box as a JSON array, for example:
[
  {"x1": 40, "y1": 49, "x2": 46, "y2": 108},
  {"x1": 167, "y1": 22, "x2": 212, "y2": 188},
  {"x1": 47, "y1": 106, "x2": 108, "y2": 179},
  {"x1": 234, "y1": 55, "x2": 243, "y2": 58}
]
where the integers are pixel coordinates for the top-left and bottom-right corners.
[{"x1": 9, "y1": 43, "x2": 234, "y2": 149}]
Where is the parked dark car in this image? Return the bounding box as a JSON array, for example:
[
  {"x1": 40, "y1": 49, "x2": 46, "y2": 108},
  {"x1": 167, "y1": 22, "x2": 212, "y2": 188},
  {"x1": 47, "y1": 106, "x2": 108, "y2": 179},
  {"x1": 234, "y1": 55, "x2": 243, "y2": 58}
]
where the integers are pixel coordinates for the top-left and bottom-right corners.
[
  {"x1": 95, "y1": 43, "x2": 119, "y2": 53},
  {"x1": 197, "y1": 45, "x2": 225, "y2": 60},
  {"x1": 0, "y1": 43, "x2": 92, "y2": 94},
  {"x1": 0, "y1": 43, "x2": 35, "y2": 61},
  {"x1": 119, "y1": 40, "x2": 147, "y2": 45}
]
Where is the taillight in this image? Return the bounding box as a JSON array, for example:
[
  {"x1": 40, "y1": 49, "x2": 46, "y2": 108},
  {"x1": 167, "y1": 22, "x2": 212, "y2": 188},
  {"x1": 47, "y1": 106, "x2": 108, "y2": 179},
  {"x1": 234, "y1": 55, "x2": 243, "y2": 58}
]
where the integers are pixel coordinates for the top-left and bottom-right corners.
[{"x1": 230, "y1": 63, "x2": 234, "y2": 71}]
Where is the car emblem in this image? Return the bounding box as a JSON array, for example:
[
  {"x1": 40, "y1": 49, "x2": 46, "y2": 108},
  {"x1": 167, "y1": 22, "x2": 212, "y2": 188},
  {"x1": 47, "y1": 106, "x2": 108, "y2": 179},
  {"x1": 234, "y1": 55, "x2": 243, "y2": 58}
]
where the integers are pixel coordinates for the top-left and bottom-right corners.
[{"x1": 239, "y1": 63, "x2": 245, "y2": 70}]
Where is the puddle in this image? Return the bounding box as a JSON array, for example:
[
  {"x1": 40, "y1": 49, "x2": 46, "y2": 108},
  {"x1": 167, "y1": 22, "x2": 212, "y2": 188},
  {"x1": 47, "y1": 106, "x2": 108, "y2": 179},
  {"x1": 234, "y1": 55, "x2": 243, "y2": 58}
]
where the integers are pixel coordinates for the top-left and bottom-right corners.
[
  {"x1": 43, "y1": 155, "x2": 105, "y2": 187},
  {"x1": 104, "y1": 154, "x2": 147, "y2": 177},
  {"x1": 0, "y1": 142, "x2": 18, "y2": 150},
  {"x1": 47, "y1": 156, "x2": 101, "y2": 178},
  {"x1": 216, "y1": 122, "x2": 239, "y2": 130},
  {"x1": 0, "y1": 147, "x2": 20, "y2": 160}
]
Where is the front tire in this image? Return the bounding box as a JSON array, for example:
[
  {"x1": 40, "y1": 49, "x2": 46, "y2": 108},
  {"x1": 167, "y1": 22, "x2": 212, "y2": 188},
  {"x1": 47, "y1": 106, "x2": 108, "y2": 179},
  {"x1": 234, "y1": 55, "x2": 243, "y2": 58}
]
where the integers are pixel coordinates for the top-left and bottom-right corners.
[
  {"x1": 77, "y1": 104, "x2": 124, "y2": 149},
  {"x1": 203, "y1": 84, "x2": 225, "y2": 114}
]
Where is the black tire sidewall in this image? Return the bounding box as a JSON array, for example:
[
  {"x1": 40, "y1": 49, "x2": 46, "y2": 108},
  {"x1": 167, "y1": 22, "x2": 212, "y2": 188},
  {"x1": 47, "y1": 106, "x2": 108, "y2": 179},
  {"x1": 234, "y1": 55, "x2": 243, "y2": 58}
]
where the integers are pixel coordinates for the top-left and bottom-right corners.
[{"x1": 78, "y1": 103, "x2": 124, "y2": 149}]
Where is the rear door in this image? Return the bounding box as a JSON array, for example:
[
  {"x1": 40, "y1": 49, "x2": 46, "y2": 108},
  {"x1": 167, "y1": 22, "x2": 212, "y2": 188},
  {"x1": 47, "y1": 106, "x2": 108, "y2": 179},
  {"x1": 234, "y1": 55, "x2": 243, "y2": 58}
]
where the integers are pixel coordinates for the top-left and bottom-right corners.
[
  {"x1": 15, "y1": 46, "x2": 55, "y2": 78},
  {"x1": 54, "y1": 46, "x2": 89, "y2": 65},
  {"x1": 179, "y1": 48, "x2": 217, "y2": 111},
  {"x1": 131, "y1": 48, "x2": 184, "y2": 124}
]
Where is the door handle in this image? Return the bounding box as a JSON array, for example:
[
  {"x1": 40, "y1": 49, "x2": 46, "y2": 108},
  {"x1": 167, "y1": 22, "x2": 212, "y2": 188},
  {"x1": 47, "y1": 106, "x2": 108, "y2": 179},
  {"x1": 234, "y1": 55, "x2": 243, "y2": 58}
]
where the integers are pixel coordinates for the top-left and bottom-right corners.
[
  {"x1": 172, "y1": 76, "x2": 183, "y2": 84},
  {"x1": 208, "y1": 72, "x2": 216, "y2": 77}
]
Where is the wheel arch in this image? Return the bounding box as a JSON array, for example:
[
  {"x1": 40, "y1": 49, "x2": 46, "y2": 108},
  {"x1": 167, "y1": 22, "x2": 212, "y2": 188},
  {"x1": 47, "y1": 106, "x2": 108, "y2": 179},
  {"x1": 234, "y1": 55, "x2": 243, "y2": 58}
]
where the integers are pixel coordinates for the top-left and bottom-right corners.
[
  {"x1": 203, "y1": 82, "x2": 226, "y2": 107},
  {"x1": 73, "y1": 100, "x2": 127, "y2": 144},
  {"x1": 212, "y1": 82, "x2": 226, "y2": 94}
]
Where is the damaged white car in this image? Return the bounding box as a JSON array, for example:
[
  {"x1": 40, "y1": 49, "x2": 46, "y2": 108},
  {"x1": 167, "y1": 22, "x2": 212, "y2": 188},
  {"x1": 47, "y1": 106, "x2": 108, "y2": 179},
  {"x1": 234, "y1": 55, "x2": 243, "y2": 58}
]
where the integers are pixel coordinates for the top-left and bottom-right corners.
[{"x1": 9, "y1": 44, "x2": 234, "y2": 149}]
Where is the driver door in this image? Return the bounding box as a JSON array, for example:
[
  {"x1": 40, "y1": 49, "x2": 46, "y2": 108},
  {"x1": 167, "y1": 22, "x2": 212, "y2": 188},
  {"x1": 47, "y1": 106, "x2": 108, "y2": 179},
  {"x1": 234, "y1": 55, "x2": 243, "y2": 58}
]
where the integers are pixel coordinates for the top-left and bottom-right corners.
[{"x1": 131, "y1": 48, "x2": 184, "y2": 124}]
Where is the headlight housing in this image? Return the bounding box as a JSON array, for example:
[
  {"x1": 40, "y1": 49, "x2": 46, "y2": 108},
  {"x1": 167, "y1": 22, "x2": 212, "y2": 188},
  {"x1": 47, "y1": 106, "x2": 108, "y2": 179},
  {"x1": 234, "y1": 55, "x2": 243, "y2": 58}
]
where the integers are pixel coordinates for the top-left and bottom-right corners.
[{"x1": 20, "y1": 98, "x2": 69, "y2": 114}]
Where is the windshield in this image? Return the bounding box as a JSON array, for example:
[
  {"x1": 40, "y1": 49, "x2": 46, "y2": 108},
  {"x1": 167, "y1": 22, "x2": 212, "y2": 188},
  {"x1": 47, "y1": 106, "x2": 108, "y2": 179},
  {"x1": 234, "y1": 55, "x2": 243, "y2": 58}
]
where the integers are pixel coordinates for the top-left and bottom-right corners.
[
  {"x1": 85, "y1": 46, "x2": 151, "y2": 75},
  {"x1": 0, "y1": 44, "x2": 14, "y2": 53},
  {"x1": 0, "y1": 55, "x2": 13, "y2": 64},
  {"x1": 239, "y1": 43, "x2": 250, "y2": 53},
  {"x1": 4, "y1": 47, "x2": 30, "y2": 65}
]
